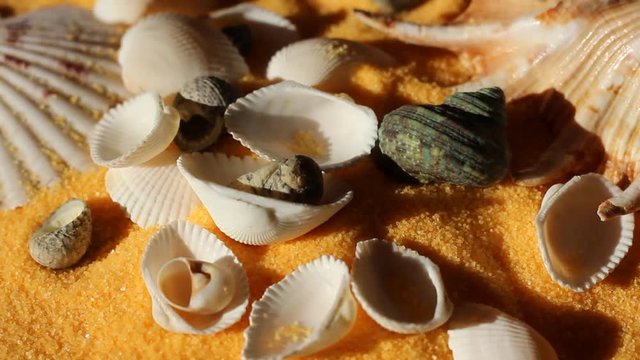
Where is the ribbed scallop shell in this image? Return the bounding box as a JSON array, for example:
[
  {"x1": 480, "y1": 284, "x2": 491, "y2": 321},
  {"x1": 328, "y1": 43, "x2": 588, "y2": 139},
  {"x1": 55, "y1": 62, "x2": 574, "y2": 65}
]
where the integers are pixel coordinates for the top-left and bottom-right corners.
[
  {"x1": 535, "y1": 173, "x2": 634, "y2": 292},
  {"x1": 118, "y1": 13, "x2": 249, "y2": 96},
  {"x1": 177, "y1": 152, "x2": 353, "y2": 245},
  {"x1": 93, "y1": 0, "x2": 152, "y2": 24},
  {"x1": 225, "y1": 81, "x2": 378, "y2": 170},
  {"x1": 0, "y1": 6, "x2": 128, "y2": 210},
  {"x1": 243, "y1": 256, "x2": 356, "y2": 359},
  {"x1": 351, "y1": 238, "x2": 453, "y2": 334},
  {"x1": 141, "y1": 220, "x2": 249, "y2": 334}
]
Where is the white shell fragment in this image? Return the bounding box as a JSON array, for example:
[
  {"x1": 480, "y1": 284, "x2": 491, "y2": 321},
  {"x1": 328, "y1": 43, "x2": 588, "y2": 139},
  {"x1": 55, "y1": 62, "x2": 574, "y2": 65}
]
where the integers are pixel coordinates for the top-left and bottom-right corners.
[
  {"x1": 119, "y1": 13, "x2": 249, "y2": 96},
  {"x1": 89, "y1": 92, "x2": 179, "y2": 168},
  {"x1": 267, "y1": 38, "x2": 396, "y2": 86},
  {"x1": 351, "y1": 238, "x2": 453, "y2": 334},
  {"x1": 93, "y1": 0, "x2": 152, "y2": 24},
  {"x1": 535, "y1": 173, "x2": 635, "y2": 292},
  {"x1": 141, "y1": 221, "x2": 249, "y2": 334},
  {"x1": 177, "y1": 152, "x2": 353, "y2": 245},
  {"x1": 225, "y1": 81, "x2": 378, "y2": 170},
  {"x1": 243, "y1": 256, "x2": 356, "y2": 359},
  {"x1": 598, "y1": 177, "x2": 640, "y2": 221},
  {"x1": 447, "y1": 303, "x2": 558, "y2": 360},
  {"x1": 106, "y1": 148, "x2": 201, "y2": 227}
]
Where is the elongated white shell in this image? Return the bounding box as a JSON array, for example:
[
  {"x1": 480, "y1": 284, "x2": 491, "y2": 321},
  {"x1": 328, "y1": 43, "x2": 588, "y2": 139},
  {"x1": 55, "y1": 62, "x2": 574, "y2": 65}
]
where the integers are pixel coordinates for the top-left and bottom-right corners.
[
  {"x1": 106, "y1": 148, "x2": 201, "y2": 227},
  {"x1": 141, "y1": 221, "x2": 249, "y2": 334},
  {"x1": 535, "y1": 173, "x2": 635, "y2": 292},
  {"x1": 177, "y1": 152, "x2": 353, "y2": 245},
  {"x1": 93, "y1": 0, "x2": 152, "y2": 24},
  {"x1": 119, "y1": 13, "x2": 249, "y2": 96},
  {"x1": 243, "y1": 256, "x2": 356, "y2": 359},
  {"x1": 267, "y1": 38, "x2": 396, "y2": 86},
  {"x1": 90, "y1": 92, "x2": 179, "y2": 168},
  {"x1": 448, "y1": 303, "x2": 558, "y2": 360},
  {"x1": 351, "y1": 238, "x2": 453, "y2": 334},
  {"x1": 225, "y1": 81, "x2": 378, "y2": 170}
]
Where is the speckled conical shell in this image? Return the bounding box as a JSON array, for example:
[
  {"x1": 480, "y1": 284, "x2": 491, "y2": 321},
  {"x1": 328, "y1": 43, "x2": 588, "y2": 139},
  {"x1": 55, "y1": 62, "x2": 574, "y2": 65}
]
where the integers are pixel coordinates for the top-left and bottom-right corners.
[
  {"x1": 535, "y1": 173, "x2": 634, "y2": 292},
  {"x1": 243, "y1": 256, "x2": 356, "y2": 359},
  {"x1": 350, "y1": 239, "x2": 453, "y2": 334},
  {"x1": 378, "y1": 87, "x2": 509, "y2": 186},
  {"x1": 141, "y1": 221, "x2": 249, "y2": 334}
]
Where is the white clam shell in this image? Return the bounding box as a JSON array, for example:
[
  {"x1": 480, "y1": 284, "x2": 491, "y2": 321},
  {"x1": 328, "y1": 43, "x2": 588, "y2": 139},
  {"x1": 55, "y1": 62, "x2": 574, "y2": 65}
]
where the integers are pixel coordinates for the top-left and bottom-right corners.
[
  {"x1": 535, "y1": 173, "x2": 635, "y2": 292},
  {"x1": 447, "y1": 303, "x2": 558, "y2": 360},
  {"x1": 177, "y1": 152, "x2": 353, "y2": 245},
  {"x1": 266, "y1": 38, "x2": 396, "y2": 86},
  {"x1": 106, "y1": 148, "x2": 201, "y2": 227},
  {"x1": 141, "y1": 221, "x2": 249, "y2": 334},
  {"x1": 90, "y1": 92, "x2": 179, "y2": 168},
  {"x1": 93, "y1": 0, "x2": 152, "y2": 24},
  {"x1": 225, "y1": 81, "x2": 378, "y2": 170},
  {"x1": 350, "y1": 238, "x2": 453, "y2": 334},
  {"x1": 243, "y1": 255, "x2": 356, "y2": 359},
  {"x1": 118, "y1": 13, "x2": 249, "y2": 96}
]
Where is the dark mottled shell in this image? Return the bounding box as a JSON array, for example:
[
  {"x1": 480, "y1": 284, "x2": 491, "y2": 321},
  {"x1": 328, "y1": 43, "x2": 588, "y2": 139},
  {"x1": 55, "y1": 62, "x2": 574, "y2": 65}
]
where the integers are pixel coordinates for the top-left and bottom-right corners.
[
  {"x1": 379, "y1": 87, "x2": 509, "y2": 187},
  {"x1": 222, "y1": 24, "x2": 252, "y2": 56}
]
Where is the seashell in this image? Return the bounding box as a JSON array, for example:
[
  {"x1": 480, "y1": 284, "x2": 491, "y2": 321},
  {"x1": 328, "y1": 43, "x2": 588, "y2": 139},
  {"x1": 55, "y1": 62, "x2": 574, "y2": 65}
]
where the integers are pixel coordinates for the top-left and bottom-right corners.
[
  {"x1": 230, "y1": 155, "x2": 324, "y2": 205},
  {"x1": 378, "y1": 87, "x2": 509, "y2": 186},
  {"x1": 29, "y1": 199, "x2": 92, "y2": 269},
  {"x1": 177, "y1": 152, "x2": 352, "y2": 245},
  {"x1": 118, "y1": 13, "x2": 249, "y2": 96},
  {"x1": 355, "y1": 0, "x2": 640, "y2": 217},
  {"x1": 141, "y1": 220, "x2": 249, "y2": 334},
  {"x1": 225, "y1": 81, "x2": 378, "y2": 170},
  {"x1": 172, "y1": 76, "x2": 239, "y2": 152},
  {"x1": 106, "y1": 148, "x2": 201, "y2": 227},
  {"x1": 535, "y1": 173, "x2": 634, "y2": 292},
  {"x1": 0, "y1": 6, "x2": 129, "y2": 210},
  {"x1": 447, "y1": 303, "x2": 558, "y2": 360},
  {"x1": 350, "y1": 238, "x2": 453, "y2": 334},
  {"x1": 266, "y1": 38, "x2": 396, "y2": 87},
  {"x1": 373, "y1": 0, "x2": 425, "y2": 13},
  {"x1": 598, "y1": 177, "x2": 640, "y2": 221},
  {"x1": 93, "y1": 0, "x2": 152, "y2": 24},
  {"x1": 243, "y1": 255, "x2": 356, "y2": 359}
]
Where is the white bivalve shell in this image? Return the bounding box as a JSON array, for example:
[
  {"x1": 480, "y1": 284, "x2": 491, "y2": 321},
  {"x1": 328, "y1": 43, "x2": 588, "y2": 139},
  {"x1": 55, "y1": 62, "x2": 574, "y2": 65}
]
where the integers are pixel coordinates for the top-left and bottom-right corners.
[
  {"x1": 225, "y1": 81, "x2": 378, "y2": 170},
  {"x1": 243, "y1": 256, "x2": 356, "y2": 359},
  {"x1": 535, "y1": 173, "x2": 635, "y2": 292},
  {"x1": 118, "y1": 13, "x2": 249, "y2": 96},
  {"x1": 93, "y1": 0, "x2": 152, "y2": 24},
  {"x1": 89, "y1": 92, "x2": 179, "y2": 168},
  {"x1": 141, "y1": 221, "x2": 249, "y2": 334},
  {"x1": 447, "y1": 303, "x2": 558, "y2": 360},
  {"x1": 351, "y1": 238, "x2": 453, "y2": 334},
  {"x1": 177, "y1": 152, "x2": 353, "y2": 245}
]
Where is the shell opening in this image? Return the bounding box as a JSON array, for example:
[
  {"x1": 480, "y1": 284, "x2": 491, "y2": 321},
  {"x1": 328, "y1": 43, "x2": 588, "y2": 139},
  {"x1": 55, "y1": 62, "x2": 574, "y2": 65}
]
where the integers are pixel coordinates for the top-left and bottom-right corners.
[{"x1": 40, "y1": 199, "x2": 86, "y2": 234}]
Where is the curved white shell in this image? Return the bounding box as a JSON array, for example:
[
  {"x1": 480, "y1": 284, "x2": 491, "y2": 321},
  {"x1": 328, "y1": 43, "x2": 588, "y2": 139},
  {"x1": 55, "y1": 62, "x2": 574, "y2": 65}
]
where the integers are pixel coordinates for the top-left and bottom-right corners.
[
  {"x1": 243, "y1": 256, "x2": 356, "y2": 359},
  {"x1": 351, "y1": 238, "x2": 453, "y2": 334},
  {"x1": 225, "y1": 81, "x2": 378, "y2": 170},
  {"x1": 448, "y1": 303, "x2": 558, "y2": 360},
  {"x1": 93, "y1": 0, "x2": 152, "y2": 24},
  {"x1": 141, "y1": 220, "x2": 249, "y2": 334},
  {"x1": 118, "y1": 13, "x2": 249, "y2": 96},
  {"x1": 535, "y1": 173, "x2": 635, "y2": 292},
  {"x1": 177, "y1": 152, "x2": 353, "y2": 245},
  {"x1": 267, "y1": 38, "x2": 396, "y2": 86},
  {"x1": 89, "y1": 92, "x2": 179, "y2": 168},
  {"x1": 106, "y1": 148, "x2": 201, "y2": 227}
]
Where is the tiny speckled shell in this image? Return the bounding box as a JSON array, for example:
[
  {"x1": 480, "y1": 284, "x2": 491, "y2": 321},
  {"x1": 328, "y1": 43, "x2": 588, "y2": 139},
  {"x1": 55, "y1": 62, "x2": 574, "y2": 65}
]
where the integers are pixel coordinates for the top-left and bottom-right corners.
[{"x1": 378, "y1": 87, "x2": 509, "y2": 187}]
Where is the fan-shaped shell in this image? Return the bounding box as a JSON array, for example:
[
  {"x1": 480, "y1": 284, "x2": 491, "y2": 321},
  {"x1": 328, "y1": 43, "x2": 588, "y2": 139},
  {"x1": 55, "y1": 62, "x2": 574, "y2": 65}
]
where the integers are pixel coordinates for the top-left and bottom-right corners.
[
  {"x1": 177, "y1": 152, "x2": 353, "y2": 245},
  {"x1": 351, "y1": 238, "x2": 453, "y2": 334},
  {"x1": 535, "y1": 173, "x2": 634, "y2": 292},
  {"x1": 243, "y1": 255, "x2": 356, "y2": 359},
  {"x1": 141, "y1": 220, "x2": 249, "y2": 334},
  {"x1": 225, "y1": 81, "x2": 378, "y2": 170},
  {"x1": 93, "y1": 0, "x2": 152, "y2": 24}
]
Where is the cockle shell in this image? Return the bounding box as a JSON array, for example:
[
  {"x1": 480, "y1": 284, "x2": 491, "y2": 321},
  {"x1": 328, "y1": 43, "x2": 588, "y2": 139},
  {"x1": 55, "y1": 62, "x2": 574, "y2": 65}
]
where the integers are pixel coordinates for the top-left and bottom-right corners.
[
  {"x1": 535, "y1": 173, "x2": 634, "y2": 292},
  {"x1": 243, "y1": 256, "x2": 356, "y2": 359},
  {"x1": 225, "y1": 81, "x2": 378, "y2": 170},
  {"x1": 177, "y1": 152, "x2": 353, "y2": 245},
  {"x1": 447, "y1": 303, "x2": 558, "y2": 360},
  {"x1": 29, "y1": 199, "x2": 92, "y2": 269},
  {"x1": 93, "y1": 0, "x2": 152, "y2": 24},
  {"x1": 350, "y1": 238, "x2": 453, "y2": 334},
  {"x1": 141, "y1": 221, "x2": 249, "y2": 334},
  {"x1": 378, "y1": 87, "x2": 509, "y2": 186}
]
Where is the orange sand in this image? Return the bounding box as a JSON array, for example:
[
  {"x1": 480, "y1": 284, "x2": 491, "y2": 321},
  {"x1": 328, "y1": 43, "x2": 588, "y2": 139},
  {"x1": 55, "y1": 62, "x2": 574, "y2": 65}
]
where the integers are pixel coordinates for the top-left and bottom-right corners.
[{"x1": 1, "y1": 1, "x2": 639, "y2": 359}]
